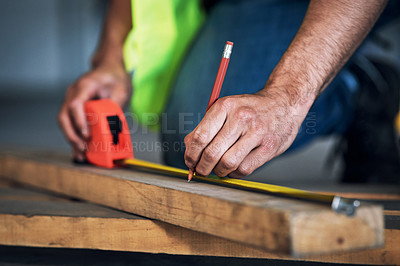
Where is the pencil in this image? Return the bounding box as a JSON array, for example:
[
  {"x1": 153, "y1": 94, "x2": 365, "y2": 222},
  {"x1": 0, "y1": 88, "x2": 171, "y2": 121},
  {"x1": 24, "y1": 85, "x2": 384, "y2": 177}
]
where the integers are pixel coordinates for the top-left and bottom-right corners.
[{"x1": 188, "y1": 41, "x2": 233, "y2": 182}]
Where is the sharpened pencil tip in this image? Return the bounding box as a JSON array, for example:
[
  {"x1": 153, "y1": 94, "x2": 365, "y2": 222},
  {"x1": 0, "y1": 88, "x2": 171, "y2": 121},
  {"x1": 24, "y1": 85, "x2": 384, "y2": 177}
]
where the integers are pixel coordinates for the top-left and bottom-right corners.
[{"x1": 188, "y1": 168, "x2": 194, "y2": 182}]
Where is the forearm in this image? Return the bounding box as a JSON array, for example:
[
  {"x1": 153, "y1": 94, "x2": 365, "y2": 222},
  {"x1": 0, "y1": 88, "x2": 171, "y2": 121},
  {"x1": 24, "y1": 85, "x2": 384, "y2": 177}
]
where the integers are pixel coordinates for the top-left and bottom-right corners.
[
  {"x1": 92, "y1": 0, "x2": 132, "y2": 67},
  {"x1": 183, "y1": 0, "x2": 388, "y2": 177},
  {"x1": 261, "y1": 0, "x2": 387, "y2": 112}
]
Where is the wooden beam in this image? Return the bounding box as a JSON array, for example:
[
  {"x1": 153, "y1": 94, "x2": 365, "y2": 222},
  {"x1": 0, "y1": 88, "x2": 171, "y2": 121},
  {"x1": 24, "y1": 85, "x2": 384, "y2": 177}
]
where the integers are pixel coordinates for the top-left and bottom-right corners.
[
  {"x1": 0, "y1": 181, "x2": 271, "y2": 258},
  {"x1": 0, "y1": 180, "x2": 398, "y2": 264},
  {"x1": 0, "y1": 150, "x2": 384, "y2": 256}
]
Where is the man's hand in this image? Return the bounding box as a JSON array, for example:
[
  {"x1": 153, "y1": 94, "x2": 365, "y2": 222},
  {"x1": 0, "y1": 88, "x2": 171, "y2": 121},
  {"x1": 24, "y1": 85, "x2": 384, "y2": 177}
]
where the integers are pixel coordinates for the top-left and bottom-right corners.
[
  {"x1": 184, "y1": 0, "x2": 387, "y2": 177},
  {"x1": 58, "y1": 0, "x2": 132, "y2": 161},
  {"x1": 184, "y1": 92, "x2": 308, "y2": 178},
  {"x1": 58, "y1": 61, "x2": 132, "y2": 161}
]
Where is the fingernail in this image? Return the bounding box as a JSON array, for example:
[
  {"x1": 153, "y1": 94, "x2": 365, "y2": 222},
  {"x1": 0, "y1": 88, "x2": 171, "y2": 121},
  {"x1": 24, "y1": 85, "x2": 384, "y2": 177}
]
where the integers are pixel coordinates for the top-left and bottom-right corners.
[
  {"x1": 73, "y1": 157, "x2": 87, "y2": 164},
  {"x1": 73, "y1": 153, "x2": 87, "y2": 164},
  {"x1": 81, "y1": 127, "x2": 89, "y2": 139}
]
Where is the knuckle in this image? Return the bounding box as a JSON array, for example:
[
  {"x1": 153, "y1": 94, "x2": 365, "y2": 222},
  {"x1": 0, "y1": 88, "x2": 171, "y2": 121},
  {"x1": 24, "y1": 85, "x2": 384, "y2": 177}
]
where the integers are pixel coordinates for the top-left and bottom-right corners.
[
  {"x1": 184, "y1": 153, "x2": 196, "y2": 166},
  {"x1": 76, "y1": 77, "x2": 93, "y2": 89},
  {"x1": 236, "y1": 107, "x2": 255, "y2": 123},
  {"x1": 69, "y1": 99, "x2": 82, "y2": 110},
  {"x1": 203, "y1": 145, "x2": 220, "y2": 163},
  {"x1": 216, "y1": 97, "x2": 232, "y2": 110},
  {"x1": 259, "y1": 136, "x2": 277, "y2": 156},
  {"x1": 184, "y1": 134, "x2": 190, "y2": 146},
  {"x1": 219, "y1": 155, "x2": 238, "y2": 171},
  {"x1": 261, "y1": 135, "x2": 277, "y2": 150},
  {"x1": 192, "y1": 130, "x2": 208, "y2": 145},
  {"x1": 236, "y1": 164, "x2": 253, "y2": 177}
]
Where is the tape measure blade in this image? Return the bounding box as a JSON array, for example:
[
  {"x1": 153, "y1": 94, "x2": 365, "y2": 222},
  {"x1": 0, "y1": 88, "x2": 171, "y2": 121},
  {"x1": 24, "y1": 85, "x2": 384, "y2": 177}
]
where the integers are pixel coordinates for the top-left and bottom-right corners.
[{"x1": 120, "y1": 158, "x2": 334, "y2": 203}]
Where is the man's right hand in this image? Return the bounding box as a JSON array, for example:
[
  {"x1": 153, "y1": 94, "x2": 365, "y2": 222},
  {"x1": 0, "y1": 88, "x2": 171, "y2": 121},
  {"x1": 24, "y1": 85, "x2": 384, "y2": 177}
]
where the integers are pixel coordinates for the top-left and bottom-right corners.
[{"x1": 58, "y1": 61, "x2": 132, "y2": 161}]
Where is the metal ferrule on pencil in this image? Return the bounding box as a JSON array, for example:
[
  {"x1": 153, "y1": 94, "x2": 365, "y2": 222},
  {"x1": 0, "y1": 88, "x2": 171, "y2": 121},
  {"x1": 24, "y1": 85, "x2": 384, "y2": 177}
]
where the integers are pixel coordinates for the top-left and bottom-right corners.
[{"x1": 223, "y1": 44, "x2": 233, "y2": 59}]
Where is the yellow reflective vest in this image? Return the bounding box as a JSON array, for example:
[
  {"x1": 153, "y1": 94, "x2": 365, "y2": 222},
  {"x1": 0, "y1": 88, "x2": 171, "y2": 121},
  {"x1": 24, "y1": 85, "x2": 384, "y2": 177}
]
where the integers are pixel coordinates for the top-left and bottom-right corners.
[{"x1": 123, "y1": 0, "x2": 205, "y2": 129}]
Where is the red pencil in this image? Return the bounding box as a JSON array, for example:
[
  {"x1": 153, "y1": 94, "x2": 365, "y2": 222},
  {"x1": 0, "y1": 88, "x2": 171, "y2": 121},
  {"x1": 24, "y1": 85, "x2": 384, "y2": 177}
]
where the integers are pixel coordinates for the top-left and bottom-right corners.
[{"x1": 188, "y1": 41, "x2": 233, "y2": 182}]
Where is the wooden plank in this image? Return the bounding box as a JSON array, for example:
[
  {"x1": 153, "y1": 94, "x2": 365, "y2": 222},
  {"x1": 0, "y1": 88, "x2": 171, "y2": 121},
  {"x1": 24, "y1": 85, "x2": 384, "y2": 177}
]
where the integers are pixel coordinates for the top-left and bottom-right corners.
[
  {"x1": 0, "y1": 150, "x2": 384, "y2": 256},
  {"x1": 0, "y1": 182, "x2": 398, "y2": 264},
  {"x1": 0, "y1": 184, "x2": 272, "y2": 258}
]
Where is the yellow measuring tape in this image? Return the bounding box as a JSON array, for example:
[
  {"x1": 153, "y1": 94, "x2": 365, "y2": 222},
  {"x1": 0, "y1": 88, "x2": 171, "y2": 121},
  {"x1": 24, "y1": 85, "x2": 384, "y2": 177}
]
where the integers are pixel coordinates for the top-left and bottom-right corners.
[{"x1": 117, "y1": 158, "x2": 360, "y2": 216}]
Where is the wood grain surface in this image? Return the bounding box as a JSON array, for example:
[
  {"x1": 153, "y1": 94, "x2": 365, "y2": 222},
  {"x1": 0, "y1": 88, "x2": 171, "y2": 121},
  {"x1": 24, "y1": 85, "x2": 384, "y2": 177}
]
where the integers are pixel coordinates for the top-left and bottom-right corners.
[
  {"x1": 0, "y1": 179, "x2": 398, "y2": 264},
  {"x1": 0, "y1": 150, "x2": 385, "y2": 256}
]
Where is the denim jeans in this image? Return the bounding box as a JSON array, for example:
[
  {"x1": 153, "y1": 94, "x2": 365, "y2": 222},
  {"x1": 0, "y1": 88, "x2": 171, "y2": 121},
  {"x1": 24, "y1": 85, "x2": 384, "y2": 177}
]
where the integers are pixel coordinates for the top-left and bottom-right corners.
[{"x1": 161, "y1": 0, "x2": 358, "y2": 168}]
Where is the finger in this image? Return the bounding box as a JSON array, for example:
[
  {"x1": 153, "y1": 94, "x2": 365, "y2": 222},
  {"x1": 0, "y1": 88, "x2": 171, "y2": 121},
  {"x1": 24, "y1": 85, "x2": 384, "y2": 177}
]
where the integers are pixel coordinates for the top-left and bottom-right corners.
[
  {"x1": 109, "y1": 81, "x2": 132, "y2": 108},
  {"x1": 58, "y1": 107, "x2": 86, "y2": 152},
  {"x1": 67, "y1": 85, "x2": 97, "y2": 139},
  {"x1": 68, "y1": 100, "x2": 89, "y2": 139},
  {"x1": 194, "y1": 118, "x2": 245, "y2": 176},
  {"x1": 213, "y1": 132, "x2": 263, "y2": 177},
  {"x1": 228, "y1": 145, "x2": 272, "y2": 178},
  {"x1": 72, "y1": 146, "x2": 85, "y2": 162},
  {"x1": 184, "y1": 104, "x2": 227, "y2": 168}
]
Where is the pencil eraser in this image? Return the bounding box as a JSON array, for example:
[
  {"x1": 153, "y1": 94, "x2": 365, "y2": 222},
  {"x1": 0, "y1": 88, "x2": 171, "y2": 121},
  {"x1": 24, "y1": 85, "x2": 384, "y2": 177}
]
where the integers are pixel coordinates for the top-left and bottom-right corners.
[{"x1": 226, "y1": 41, "x2": 233, "y2": 46}]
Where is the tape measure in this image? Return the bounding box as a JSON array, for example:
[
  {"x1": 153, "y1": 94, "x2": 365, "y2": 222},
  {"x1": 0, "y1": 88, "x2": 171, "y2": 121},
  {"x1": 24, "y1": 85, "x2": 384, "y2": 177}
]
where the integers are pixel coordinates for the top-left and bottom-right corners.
[
  {"x1": 84, "y1": 99, "x2": 360, "y2": 216},
  {"x1": 117, "y1": 158, "x2": 360, "y2": 216}
]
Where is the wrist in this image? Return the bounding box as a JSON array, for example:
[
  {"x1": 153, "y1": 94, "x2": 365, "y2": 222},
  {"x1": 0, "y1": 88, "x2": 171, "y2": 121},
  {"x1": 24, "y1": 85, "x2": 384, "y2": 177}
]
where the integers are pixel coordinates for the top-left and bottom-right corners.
[
  {"x1": 258, "y1": 81, "x2": 316, "y2": 118},
  {"x1": 91, "y1": 43, "x2": 125, "y2": 69},
  {"x1": 258, "y1": 53, "x2": 322, "y2": 120}
]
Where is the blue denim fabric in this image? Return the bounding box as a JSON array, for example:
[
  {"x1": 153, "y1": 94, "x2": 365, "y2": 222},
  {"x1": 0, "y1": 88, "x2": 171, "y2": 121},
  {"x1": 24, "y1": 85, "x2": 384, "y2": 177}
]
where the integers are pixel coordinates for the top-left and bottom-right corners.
[{"x1": 161, "y1": 0, "x2": 358, "y2": 168}]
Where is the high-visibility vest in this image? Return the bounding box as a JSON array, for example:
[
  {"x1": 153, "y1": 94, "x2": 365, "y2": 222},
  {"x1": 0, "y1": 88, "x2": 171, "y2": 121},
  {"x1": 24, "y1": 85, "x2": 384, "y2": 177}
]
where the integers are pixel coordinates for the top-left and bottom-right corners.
[{"x1": 123, "y1": 0, "x2": 205, "y2": 129}]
